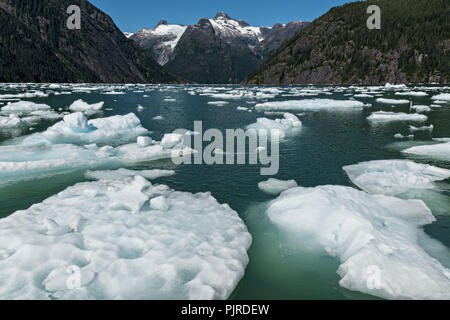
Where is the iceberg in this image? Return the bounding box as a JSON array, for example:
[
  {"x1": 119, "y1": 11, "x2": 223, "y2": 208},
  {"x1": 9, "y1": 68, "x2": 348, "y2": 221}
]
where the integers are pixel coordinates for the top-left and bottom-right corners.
[
  {"x1": 343, "y1": 160, "x2": 450, "y2": 196},
  {"x1": 246, "y1": 113, "x2": 302, "y2": 139},
  {"x1": 265, "y1": 184, "x2": 450, "y2": 300},
  {"x1": 258, "y1": 178, "x2": 298, "y2": 195},
  {"x1": 69, "y1": 99, "x2": 104, "y2": 115},
  {"x1": 254, "y1": 99, "x2": 366, "y2": 112},
  {"x1": 0, "y1": 176, "x2": 252, "y2": 299}
]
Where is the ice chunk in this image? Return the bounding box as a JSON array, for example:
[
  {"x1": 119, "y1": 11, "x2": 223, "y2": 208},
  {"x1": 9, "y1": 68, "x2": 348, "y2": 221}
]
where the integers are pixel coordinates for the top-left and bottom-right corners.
[
  {"x1": 367, "y1": 111, "x2": 427, "y2": 122},
  {"x1": 0, "y1": 114, "x2": 25, "y2": 129},
  {"x1": 137, "y1": 136, "x2": 152, "y2": 148},
  {"x1": 266, "y1": 184, "x2": 450, "y2": 300},
  {"x1": 395, "y1": 91, "x2": 428, "y2": 97},
  {"x1": 402, "y1": 141, "x2": 450, "y2": 161},
  {"x1": 409, "y1": 125, "x2": 433, "y2": 133},
  {"x1": 410, "y1": 105, "x2": 431, "y2": 113},
  {"x1": 1, "y1": 101, "x2": 51, "y2": 112},
  {"x1": 246, "y1": 113, "x2": 302, "y2": 139},
  {"x1": 85, "y1": 168, "x2": 175, "y2": 181},
  {"x1": 376, "y1": 98, "x2": 410, "y2": 104},
  {"x1": 22, "y1": 113, "x2": 148, "y2": 146},
  {"x1": 160, "y1": 133, "x2": 183, "y2": 149},
  {"x1": 208, "y1": 101, "x2": 230, "y2": 106},
  {"x1": 258, "y1": 178, "x2": 298, "y2": 195},
  {"x1": 255, "y1": 99, "x2": 366, "y2": 112},
  {"x1": 69, "y1": 99, "x2": 104, "y2": 115},
  {"x1": 343, "y1": 160, "x2": 450, "y2": 196},
  {"x1": 0, "y1": 177, "x2": 251, "y2": 299},
  {"x1": 431, "y1": 93, "x2": 450, "y2": 101}
]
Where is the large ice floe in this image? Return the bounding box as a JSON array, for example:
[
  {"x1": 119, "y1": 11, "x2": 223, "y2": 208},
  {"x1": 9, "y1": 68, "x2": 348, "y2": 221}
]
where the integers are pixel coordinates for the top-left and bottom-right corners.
[
  {"x1": 21, "y1": 112, "x2": 148, "y2": 146},
  {"x1": 246, "y1": 113, "x2": 302, "y2": 139},
  {"x1": 431, "y1": 93, "x2": 450, "y2": 101},
  {"x1": 0, "y1": 175, "x2": 252, "y2": 299},
  {"x1": 265, "y1": 185, "x2": 450, "y2": 300},
  {"x1": 343, "y1": 160, "x2": 450, "y2": 196},
  {"x1": 254, "y1": 99, "x2": 366, "y2": 112},
  {"x1": 367, "y1": 111, "x2": 427, "y2": 123},
  {"x1": 402, "y1": 141, "x2": 450, "y2": 161}
]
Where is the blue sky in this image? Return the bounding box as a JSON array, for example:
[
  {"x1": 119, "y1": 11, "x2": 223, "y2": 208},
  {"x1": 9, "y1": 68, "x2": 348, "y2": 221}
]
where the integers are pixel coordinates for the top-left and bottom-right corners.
[{"x1": 89, "y1": 0, "x2": 360, "y2": 33}]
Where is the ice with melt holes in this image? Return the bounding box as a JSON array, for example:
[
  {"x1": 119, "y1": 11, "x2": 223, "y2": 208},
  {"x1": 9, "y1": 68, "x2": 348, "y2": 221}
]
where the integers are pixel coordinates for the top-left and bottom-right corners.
[{"x1": 0, "y1": 175, "x2": 252, "y2": 299}]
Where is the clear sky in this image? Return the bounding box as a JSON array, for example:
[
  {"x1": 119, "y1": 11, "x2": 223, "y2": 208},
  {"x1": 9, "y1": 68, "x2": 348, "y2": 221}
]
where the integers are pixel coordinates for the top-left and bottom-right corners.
[{"x1": 89, "y1": 0, "x2": 361, "y2": 33}]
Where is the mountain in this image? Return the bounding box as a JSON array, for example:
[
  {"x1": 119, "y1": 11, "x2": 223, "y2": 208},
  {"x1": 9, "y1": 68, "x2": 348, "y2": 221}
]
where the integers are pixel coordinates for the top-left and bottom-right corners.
[
  {"x1": 131, "y1": 12, "x2": 309, "y2": 83},
  {"x1": 130, "y1": 20, "x2": 187, "y2": 65},
  {"x1": 244, "y1": 0, "x2": 450, "y2": 85},
  {"x1": 0, "y1": 0, "x2": 183, "y2": 83}
]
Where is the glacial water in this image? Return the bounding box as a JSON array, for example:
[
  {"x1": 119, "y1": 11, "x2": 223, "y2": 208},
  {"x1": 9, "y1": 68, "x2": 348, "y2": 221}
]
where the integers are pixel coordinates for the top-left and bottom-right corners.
[{"x1": 0, "y1": 84, "x2": 449, "y2": 299}]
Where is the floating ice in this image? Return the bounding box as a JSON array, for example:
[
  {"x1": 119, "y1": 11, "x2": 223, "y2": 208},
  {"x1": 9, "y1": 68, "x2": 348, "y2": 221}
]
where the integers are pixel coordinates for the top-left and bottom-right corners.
[
  {"x1": 384, "y1": 83, "x2": 407, "y2": 89},
  {"x1": 0, "y1": 176, "x2": 252, "y2": 299},
  {"x1": 69, "y1": 99, "x2": 104, "y2": 115},
  {"x1": 0, "y1": 114, "x2": 25, "y2": 129},
  {"x1": 409, "y1": 125, "x2": 433, "y2": 133},
  {"x1": 22, "y1": 112, "x2": 148, "y2": 146},
  {"x1": 208, "y1": 101, "x2": 230, "y2": 106},
  {"x1": 1, "y1": 101, "x2": 51, "y2": 112},
  {"x1": 376, "y1": 98, "x2": 410, "y2": 105},
  {"x1": 431, "y1": 94, "x2": 450, "y2": 101},
  {"x1": 367, "y1": 111, "x2": 427, "y2": 123},
  {"x1": 265, "y1": 184, "x2": 450, "y2": 300},
  {"x1": 85, "y1": 168, "x2": 175, "y2": 181},
  {"x1": 394, "y1": 133, "x2": 413, "y2": 139},
  {"x1": 343, "y1": 160, "x2": 450, "y2": 196},
  {"x1": 258, "y1": 178, "x2": 298, "y2": 195},
  {"x1": 410, "y1": 105, "x2": 431, "y2": 113},
  {"x1": 246, "y1": 113, "x2": 302, "y2": 139},
  {"x1": 395, "y1": 91, "x2": 428, "y2": 97},
  {"x1": 255, "y1": 99, "x2": 366, "y2": 112},
  {"x1": 403, "y1": 141, "x2": 450, "y2": 161}
]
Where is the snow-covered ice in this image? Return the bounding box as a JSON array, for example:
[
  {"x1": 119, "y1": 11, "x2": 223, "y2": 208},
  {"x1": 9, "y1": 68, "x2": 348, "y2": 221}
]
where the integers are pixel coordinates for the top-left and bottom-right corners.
[
  {"x1": 0, "y1": 176, "x2": 252, "y2": 299},
  {"x1": 431, "y1": 94, "x2": 450, "y2": 101}
]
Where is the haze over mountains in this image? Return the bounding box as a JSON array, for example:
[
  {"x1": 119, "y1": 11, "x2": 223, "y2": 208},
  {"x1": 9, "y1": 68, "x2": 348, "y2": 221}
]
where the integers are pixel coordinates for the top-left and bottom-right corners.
[{"x1": 129, "y1": 12, "x2": 309, "y2": 84}]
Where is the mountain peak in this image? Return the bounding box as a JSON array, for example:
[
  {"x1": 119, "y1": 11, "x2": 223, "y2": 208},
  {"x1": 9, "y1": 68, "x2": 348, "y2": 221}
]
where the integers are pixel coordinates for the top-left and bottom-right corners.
[
  {"x1": 214, "y1": 12, "x2": 231, "y2": 20},
  {"x1": 156, "y1": 20, "x2": 168, "y2": 27}
]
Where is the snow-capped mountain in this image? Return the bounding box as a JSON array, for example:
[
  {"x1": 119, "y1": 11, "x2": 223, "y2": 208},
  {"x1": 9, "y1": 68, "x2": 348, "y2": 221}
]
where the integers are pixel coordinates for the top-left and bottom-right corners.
[
  {"x1": 131, "y1": 20, "x2": 187, "y2": 65},
  {"x1": 130, "y1": 13, "x2": 309, "y2": 83}
]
